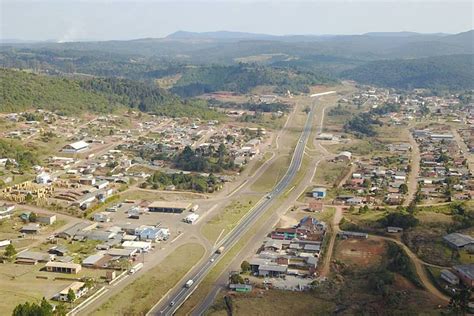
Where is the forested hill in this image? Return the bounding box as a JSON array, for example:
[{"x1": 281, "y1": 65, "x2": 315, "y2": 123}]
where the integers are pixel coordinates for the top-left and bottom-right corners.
[
  {"x1": 0, "y1": 68, "x2": 113, "y2": 114},
  {"x1": 342, "y1": 54, "x2": 474, "y2": 90},
  {"x1": 170, "y1": 64, "x2": 334, "y2": 97},
  {"x1": 0, "y1": 69, "x2": 220, "y2": 118}
]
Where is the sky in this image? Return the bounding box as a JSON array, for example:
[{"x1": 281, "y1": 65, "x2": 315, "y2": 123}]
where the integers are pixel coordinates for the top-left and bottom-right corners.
[{"x1": 1, "y1": 0, "x2": 473, "y2": 42}]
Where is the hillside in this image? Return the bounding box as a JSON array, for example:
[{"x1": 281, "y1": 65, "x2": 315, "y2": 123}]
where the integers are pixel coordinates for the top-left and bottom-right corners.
[
  {"x1": 342, "y1": 54, "x2": 474, "y2": 90},
  {"x1": 0, "y1": 68, "x2": 113, "y2": 114},
  {"x1": 170, "y1": 64, "x2": 334, "y2": 97},
  {"x1": 0, "y1": 69, "x2": 220, "y2": 118}
]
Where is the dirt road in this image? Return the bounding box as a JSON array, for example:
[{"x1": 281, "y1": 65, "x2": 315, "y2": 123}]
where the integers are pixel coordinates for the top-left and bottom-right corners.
[
  {"x1": 319, "y1": 206, "x2": 343, "y2": 277},
  {"x1": 404, "y1": 132, "x2": 420, "y2": 206},
  {"x1": 371, "y1": 235, "x2": 450, "y2": 303}
]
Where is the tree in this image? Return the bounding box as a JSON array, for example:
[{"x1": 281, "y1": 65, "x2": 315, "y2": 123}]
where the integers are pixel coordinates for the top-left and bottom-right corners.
[
  {"x1": 29, "y1": 212, "x2": 37, "y2": 222},
  {"x1": 229, "y1": 274, "x2": 245, "y2": 284},
  {"x1": 54, "y1": 302, "x2": 67, "y2": 316},
  {"x1": 12, "y1": 298, "x2": 54, "y2": 316},
  {"x1": 240, "y1": 260, "x2": 250, "y2": 272},
  {"x1": 399, "y1": 183, "x2": 408, "y2": 195},
  {"x1": 4, "y1": 243, "x2": 17, "y2": 261},
  {"x1": 449, "y1": 286, "x2": 471, "y2": 313},
  {"x1": 67, "y1": 288, "x2": 76, "y2": 304}
]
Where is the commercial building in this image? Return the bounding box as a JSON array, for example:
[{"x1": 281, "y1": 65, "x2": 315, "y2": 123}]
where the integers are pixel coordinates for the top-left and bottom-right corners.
[
  {"x1": 62, "y1": 140, "x2": 89, "y2": 153},
  {"x1": 148, "y1": 201, "x2": 192, "y2": 213},
  {"x1": 45, "y1": 261, "x2": 82, "y2": 274}
]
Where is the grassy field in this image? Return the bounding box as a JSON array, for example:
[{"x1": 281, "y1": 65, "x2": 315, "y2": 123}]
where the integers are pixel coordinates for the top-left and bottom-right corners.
[
  {"x1": 250, "y1": 155, "x2": 290, "y2": 193},
  {"x1": 313, "y1": 160, "x2": 349, "y2": 187},
  {"x1": 91, "y1": 243, "x2": 205, "y2": 316},
  {"x1": 207, "y1": 290, "x2": 335, "y2": 316},
  {"x1": 201, "y1": 196, "x2": 258, "y2": 244}
]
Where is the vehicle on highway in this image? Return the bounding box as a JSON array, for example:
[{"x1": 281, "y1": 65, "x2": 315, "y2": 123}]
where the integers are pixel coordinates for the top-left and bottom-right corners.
[
  {"x1": 216, "y1": 246, "x2": 225, "y2": 254},
  {"x1": 129, "y1": 262, "x2": 143, "y2": 274},
  {"x1": 185, "y1": 279, "x2": 194, "y2": 288},
  {"x1": 210, "y1": 258, "x2": 215, "y2": 262},
  {"x1": 169, "y1": 301, "x2": 175, "y2": 307}
]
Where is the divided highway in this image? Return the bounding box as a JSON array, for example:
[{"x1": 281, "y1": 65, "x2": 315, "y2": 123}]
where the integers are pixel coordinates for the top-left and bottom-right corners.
[{"x1": 150, "y1": 92, "x2": 335, "y2": 316}]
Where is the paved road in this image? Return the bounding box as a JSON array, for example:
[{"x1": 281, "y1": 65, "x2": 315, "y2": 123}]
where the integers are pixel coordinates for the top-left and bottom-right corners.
[{"x1": 149, "y1": 92, "x2": 335, "y2": 316}]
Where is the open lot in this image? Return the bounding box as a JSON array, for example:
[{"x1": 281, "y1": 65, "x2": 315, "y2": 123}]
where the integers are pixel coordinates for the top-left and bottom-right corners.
[{"x1": 335, "y1": 238, "x2": 386, "y2": 268}]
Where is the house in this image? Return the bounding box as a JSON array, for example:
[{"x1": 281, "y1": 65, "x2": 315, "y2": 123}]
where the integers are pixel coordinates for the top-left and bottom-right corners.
[
  {"x1": 453, "y1": 264, "x2": 474, "y2": 288},
  {"x1": 386, "y1": 227, "x2": 404, "y2": 233},
  {"x1": 148, "y1": 201, "x2": 192, "y2": 213},
  {"x1": 45, "y1": 261, "x2": 82, "y2": 274},
  {"x1": 55, "y1": 282, "x2": 88, "y2": 302},
  {"x1": 440, "y1": 269, "x2": 460, "y2": 285},
  {"x1": 443, "y1": 233, "x2": 474, "y2": 250},
  {"x1": 48, "y1": 245, "x2": 68, "y2": 256},
  {"x1": 94, "y1": 212, "x2": 111, "y2": 223},
  {"x1": 20, "y1": 223, "x2": 41, "y2": 234},
  {"x1": 36, "y1": 213, "x2": 56, "y2": 225},
  {"x1": 82, "y1": 253, "x2": 114, "y2": 269},
  {"x1": 311, "y1": 187, "x2": 327, "y2": 199},
  {"x1": 16, "y1": 251, "x2": 54, "y2": 264},
  {"x1": 346, "y1": 197, "x2": 364, "y2": 205},
  {"x1": 0, "y1": 203, "x2": 15, "y2": 220},
  {"x1": 62, "y1": 140, "x2": 89, "y2": 153}
]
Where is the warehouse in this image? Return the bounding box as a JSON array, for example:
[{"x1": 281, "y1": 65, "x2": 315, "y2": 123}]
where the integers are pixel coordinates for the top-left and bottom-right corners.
[
  {"x1": 148, "y1": 201, "x2": 192, "y2": 213},
  {"x1": 45, "y1": 261, "x2": 82, "y2": 274},
  {"x1": 62, "y1": 140, "x2": 89, "y2": 153}
]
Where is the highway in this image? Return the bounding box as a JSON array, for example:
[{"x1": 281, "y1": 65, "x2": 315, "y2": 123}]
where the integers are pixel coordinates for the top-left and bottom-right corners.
[{"x1": 150, "y1": 92, "x2": 335, "y2": 316}]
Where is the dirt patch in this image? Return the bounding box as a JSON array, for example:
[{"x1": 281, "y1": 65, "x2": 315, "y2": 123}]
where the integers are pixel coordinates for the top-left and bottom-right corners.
[{"x1": 336, "y1": 238, "x2": 386, "y2": 267}]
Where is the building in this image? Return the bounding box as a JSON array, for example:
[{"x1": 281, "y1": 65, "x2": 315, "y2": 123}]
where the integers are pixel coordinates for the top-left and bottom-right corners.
[
  {"x1": 56, "y1": 282, "x2": 88, "y2": 302},
  {"x1": 338, "y1": 231, "x2": 368, "y2": 239},
  {"x1": 0, "y1": 203, "x2": 15, "y2": 220},
  {"x1": 36, "y1": 173, "x2": 51, "y2": 184},
  {"x1": 337, "y1": 151, "x2": 352, "y2": 161},
  {"x1": 94, "y1": 212, "x2": 111, "y2": 223},
  {"x1": 229, "y1": 284, "x2": 252, "y2": 292},
  {"x1": 387, "y1": 227, "x2": 404, "y2": 233},
  {"x1": 443, "y1": 233, "x2": 474, "y2": 250},
  {"x1": 453, "y1": 264, "x2": 474, "y2": 288},
  {"x1": 122, "y1": 241, "x2": 152, "y2": 252},
  {"x1": 440, "y1": 269, "x2": 460, "y2": 285},
  {"x1": 16, "y1": 251, "x2": 54, "y2": 264},
  {"x1": 36, "y1": 213, "x2": 56, "y2": 225},
  {"x1": 258, "y1": 264, "x2": 288, "y2": 277},
  {"x1": 45, "y1": 261, "x2": 82, "y2": 274},
  {"x1": 20, "y1": 223, "x2": 41, "y2": 234},
  {"x1": 311, "y1": 187, "x2": 327, "y2": 199},
  {"x1": 148, "y1": 201, "x2": 192, "y2": 213},
  {"x1": 62, "y1": 140, "x2": 89, "y2": 153}
]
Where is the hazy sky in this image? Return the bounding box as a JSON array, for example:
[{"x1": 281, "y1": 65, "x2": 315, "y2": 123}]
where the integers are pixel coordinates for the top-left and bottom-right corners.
[{"x1": 1, "y1": 0, "x2": 473, "y2": 41}]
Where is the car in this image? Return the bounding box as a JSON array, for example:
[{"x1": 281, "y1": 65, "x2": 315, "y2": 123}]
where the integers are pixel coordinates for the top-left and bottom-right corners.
[
  {"x1": 210, "y1": 258, "x2": 215, "y2": 262},
  {"x1": 170, "y1": 301, "x2": 175, "y2": 307}
]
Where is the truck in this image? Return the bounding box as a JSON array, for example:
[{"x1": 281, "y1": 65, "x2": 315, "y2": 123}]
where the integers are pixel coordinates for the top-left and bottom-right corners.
[
  {"x1": 216, "y1": 246, "x2": 225, "y2": 254},
  {"x1": 185, "y1": 279, "x2": 194, "y2": 288},
  {"x1": 129, "y1": 262, "x2": 143, "y2": 274}
]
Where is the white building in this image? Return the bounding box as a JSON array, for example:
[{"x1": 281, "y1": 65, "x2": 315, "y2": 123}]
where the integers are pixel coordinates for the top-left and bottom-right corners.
[
  {"x1": 36, "y1": 172, "x2": 51, "y2": 184},
  {"x1": 62, "y1": 140, "x2": 89, "y2": 153}
]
